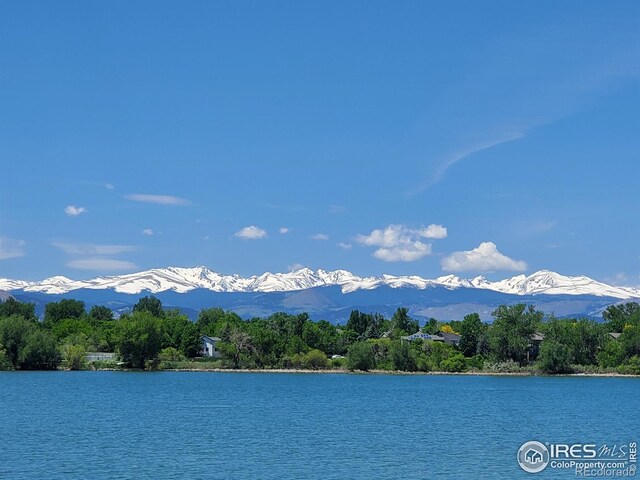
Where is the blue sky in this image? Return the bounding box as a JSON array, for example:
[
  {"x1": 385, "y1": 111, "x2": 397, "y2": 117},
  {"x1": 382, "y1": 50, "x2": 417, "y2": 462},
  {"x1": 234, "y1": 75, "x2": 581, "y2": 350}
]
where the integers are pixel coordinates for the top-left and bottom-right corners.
[{"x1": 0, "y1": 1, "x2": 638, "y2": 283}]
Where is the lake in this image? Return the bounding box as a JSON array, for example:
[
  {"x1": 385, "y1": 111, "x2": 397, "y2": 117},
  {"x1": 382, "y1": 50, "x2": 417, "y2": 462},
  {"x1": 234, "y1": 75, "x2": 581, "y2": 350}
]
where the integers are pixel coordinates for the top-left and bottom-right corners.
[{"x1": 0, "y1": 372, "x2": 638, "y2": 479}]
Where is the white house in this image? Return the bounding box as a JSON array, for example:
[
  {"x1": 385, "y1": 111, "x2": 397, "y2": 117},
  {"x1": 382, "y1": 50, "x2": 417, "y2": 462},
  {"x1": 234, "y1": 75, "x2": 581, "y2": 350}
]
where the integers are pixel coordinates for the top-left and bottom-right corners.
[
  {"x1": 401, "y1": 332, "x2": 445, "y2": 342},
  {"x1": 201, "y1": 335, "x2": 222, "y2": 358}
]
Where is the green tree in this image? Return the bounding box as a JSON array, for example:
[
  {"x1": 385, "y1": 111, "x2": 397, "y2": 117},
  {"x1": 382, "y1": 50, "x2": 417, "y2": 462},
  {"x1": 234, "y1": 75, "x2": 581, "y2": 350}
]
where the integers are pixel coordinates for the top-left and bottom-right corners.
[
  {"x1": 489, "y1": 304, "x2": 543, "y2": 365},
  {"x1": 390, "y1": 308, "x2": 419, "y2": 337},
  {"x1": 44, "y1": 299, "x2": 86, "y2": 327},
  {"x1": 346, "y1": 311, "x2": 384, "y2": 340},
  {"x1": 197, "y1": 307, "x2": 226, "y2": 333},
  {"x1": 347, "y1": 341, "x2": 376, "y2": 371},
  {"x1": 115, "y1": 312, "x2": 163, "y2": 368},
  {"x1": 0, "y1": 315, "x2": 34, "y2": 367},
  {"x1": 598, "y1": 339, "x2": 624, "y2": 368},
  {"x1": 50, "y1": 318, "x2": 93, "y2": 343},
  {"x1": 133, "y1": 296, "x2": 164, "y2": 318},
  {"x1": 603, "y1": 302, "x2": 640, "y2": 333},
  {"x1": 420, "y1": 341, "x2": 460, "y2": 371},
  {"x1": 89, "y1": 305, "x2": 114, "y2": 321},
  {"x1": 219, "y1": 327, "x2": 254, "y2": 368},
  {"x1": 423, "y1": 318, "x2": 440, "y2": 335},
  {"x1": 619, "y1": 326, "x2": 640, "y2": 359},
  {"x1": 19, "y1": 330, "x2": 61, "y2": 370},
  {"x1": 537, "y1": 339, "x2": 572, "y2": 373},
  {"x1": 160, "y1": 311, "x2": 201, "y2": 358},
  {"x1": 459, "y1": 313, "x2": 487, "y2": 357},
  {"x1": 0, "y1": 298, "x2": 36, "y2": 321},
  {"x1": 541, "y1": 318, "x2": 604, "y2": 366},
  {"x1": 390, "y1": 341, "x2": 417, "y2": 371}
]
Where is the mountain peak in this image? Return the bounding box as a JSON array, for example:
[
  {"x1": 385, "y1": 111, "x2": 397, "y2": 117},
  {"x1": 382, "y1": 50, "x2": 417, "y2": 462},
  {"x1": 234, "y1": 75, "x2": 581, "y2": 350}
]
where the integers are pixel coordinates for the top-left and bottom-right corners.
[{"x1": 0, "y1": 266, "x2": 638, "y2": 299}]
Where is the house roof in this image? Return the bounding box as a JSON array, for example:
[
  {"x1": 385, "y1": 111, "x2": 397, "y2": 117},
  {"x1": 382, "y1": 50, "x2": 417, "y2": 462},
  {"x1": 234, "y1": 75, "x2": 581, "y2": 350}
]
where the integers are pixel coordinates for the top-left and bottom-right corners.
[
  {"x1": 202, "y1": 335, "x2": 221, "y2": 342},
  {"x1": 531, "y1": 332, "x2": 545, "y2": 341},
  {"x1": 439, "y1": 332, "x2": 461, "y2": 341},
  {"x1": 402, "y1": 332, "x2": 444, "y2": 341},
  {"x1": 609, "y1": 332, "x2": 622, "y2": 339}
]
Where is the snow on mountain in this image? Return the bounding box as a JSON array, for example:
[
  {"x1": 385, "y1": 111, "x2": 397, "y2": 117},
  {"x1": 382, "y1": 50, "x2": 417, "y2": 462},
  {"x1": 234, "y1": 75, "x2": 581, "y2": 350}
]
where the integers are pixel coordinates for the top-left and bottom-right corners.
[{"x1": 1, "y1": 267, "x2": 639, "y2": 299}]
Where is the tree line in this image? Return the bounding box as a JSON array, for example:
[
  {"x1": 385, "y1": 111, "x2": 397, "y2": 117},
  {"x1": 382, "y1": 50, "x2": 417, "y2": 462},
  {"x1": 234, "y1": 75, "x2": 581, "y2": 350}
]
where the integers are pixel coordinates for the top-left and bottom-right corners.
[{"x1": 0, "y1": 296, "x2": 639, "y2": 374}]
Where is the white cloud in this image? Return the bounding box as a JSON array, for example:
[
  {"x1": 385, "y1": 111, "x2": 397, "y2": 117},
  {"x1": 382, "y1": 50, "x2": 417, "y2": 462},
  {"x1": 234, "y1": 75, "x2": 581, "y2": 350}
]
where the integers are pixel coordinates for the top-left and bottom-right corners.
[
  {"x1": 310, "y1": 233, "x2": 329, "y2": 241},
  {"x1": 279, "y1": 227, "x2": 290, "y2": 234},
  {"x1": 0, "y1": 237, "x2": 26, "y2": 260},
  {"x1": 52, "y1": 242, "x2": 135, "y2": 255},
  {"x1": 337, "y1": 242, "x2": 352, "y2": 250},
  {"x1": 235, "y1": 226, "x2": 267, "y2": 240},
  {"x1": 420, "y1": 224, "x2": 448, "y2": 239},
  {"x1": 356, "y1": 224, "x2": 445, "y2": 262},
  {"x1": 125, "y1": 194, "x2": 191, "y2": 206},
  {"x1": 441, "y1": 241, "x2": 527, "y2": 272},
  {"x1": 65, "y1": 205, "x2": 87, "y2": 217},
  {"x1": 105, "y1": 183, "x2": 115, "y2": 190},
  {"x1": 67, "y1": 258, "x2": 137, "y2": 271},
  {"x1": 374, "y1": 242, "x2": 432, "y2": 262},
  {"x1": 288, "y1": 263, "x2": 306, "y2": 272},
  {"x1": 142, "y1": 229, "x2": 154, "y2": 236}
]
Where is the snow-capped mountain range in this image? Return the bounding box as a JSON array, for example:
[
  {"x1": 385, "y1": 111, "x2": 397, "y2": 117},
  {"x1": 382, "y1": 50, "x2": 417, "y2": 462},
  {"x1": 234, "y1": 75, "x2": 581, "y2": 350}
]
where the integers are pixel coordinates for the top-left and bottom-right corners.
[{"x1": 1, "y1": 267, "x2": 638, "y2": 299}]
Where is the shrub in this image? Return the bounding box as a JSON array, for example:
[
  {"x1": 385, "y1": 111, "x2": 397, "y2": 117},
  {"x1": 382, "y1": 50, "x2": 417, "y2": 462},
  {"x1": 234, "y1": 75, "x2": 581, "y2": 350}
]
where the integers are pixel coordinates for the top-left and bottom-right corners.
[
  {"x1": 465, "y1": 355, "x2": 485, "y2": 371},
  {"x1": 538, "y1": 340, "x2": 572, "y2": 374},
  {"x1": 597, "y1": 340, "x2": 624, "y2": 368},
  {"x1": 303, "y1": 349, "x2": 328, "y2": 369},
  {"x1": 159, "y1": 347, "x2": 185, "y2": 362},
  {"x1": 441, "y1": 353, "x2": 466, "y2": 372},
  {"x1": 390, "y1": 341, "x2": 417, "y2": 372},
  {"x1": 62, "y1": 344, "x2": 87, "y2": 370},
  {"x1": 347, "y1": 341, "x2": 376, "y2": 371},
  {"x1": 483, "y1": 360, "x2": 525, "y2": 373},
  {"x1": 330, "y1": 356, "x2": 346, "y2": 369},
  {"x1": 616, "y1": 356, "x2": 640, "y2": 375}
]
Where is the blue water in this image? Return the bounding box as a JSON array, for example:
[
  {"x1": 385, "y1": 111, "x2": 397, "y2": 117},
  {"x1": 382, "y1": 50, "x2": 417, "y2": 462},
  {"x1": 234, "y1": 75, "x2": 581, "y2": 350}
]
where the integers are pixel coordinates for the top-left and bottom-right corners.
[{"x1": 0, "y1": 372, "x2": 638, "y2": 479}]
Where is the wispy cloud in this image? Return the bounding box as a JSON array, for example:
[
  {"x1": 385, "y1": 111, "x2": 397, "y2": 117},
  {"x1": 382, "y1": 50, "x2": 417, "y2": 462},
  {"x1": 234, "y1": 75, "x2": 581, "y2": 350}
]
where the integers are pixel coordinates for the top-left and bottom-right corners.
[
  {"x1": 279, "y1": 227, "x2": 290, "y2": 234},
  {"x1": 52, "y1": 242, "x2": 135, "y2": 255},
  {"x1": 408, "y1": 131, "x2": 526, "y2": 195},
  {"x1": 515, "y1": 220, "x2": 557, "y2": 237},
  {"x1": 0, "y1": 237, "x2": 26, "y2": 260},
  {"x1": 53, "y1": 241, "x2": 136, "y2": 272},
  {"x1": 67, "y1": 258, "x2": 137, "y2": 271},
  {"x1": 257, "y1": 202, "x2": 308, "y2": 212},
  {"x1": 288, "y1": 263, "x2": 306, "y2": 272},
  {"x1": 405, "y1": 21, "x2": 640, "y2": 196},
  {"x1": 105, "y1": 183, "x2": 115, "y2": 190},
  {"x1": 337, "y1": 242, "x2": 352, "y2": 250},
  {"x1": 142, "y1": 229, "x2": 154, "y2": 236},
  {"x1": 125, "y1": 194, "x2": 191, "y2": 206},
  {"x1": 356, "y1": 224, "x2": 447, "y2": 262},
  {"x1": 309, "y1": 233, "x2": 329, "y2": 241},
  {"x1": 235, "y1": 226, "x2": 267, "y2": 240},
  {"x1": 441, "y1": 241, "x2": 527, "y2": 272},
  {"x1": 328, "y1": 204, "x2": 347, "y2": 214},
  {"x1": 65, "y1": 205, "x2": 88, "y2": 217}
]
